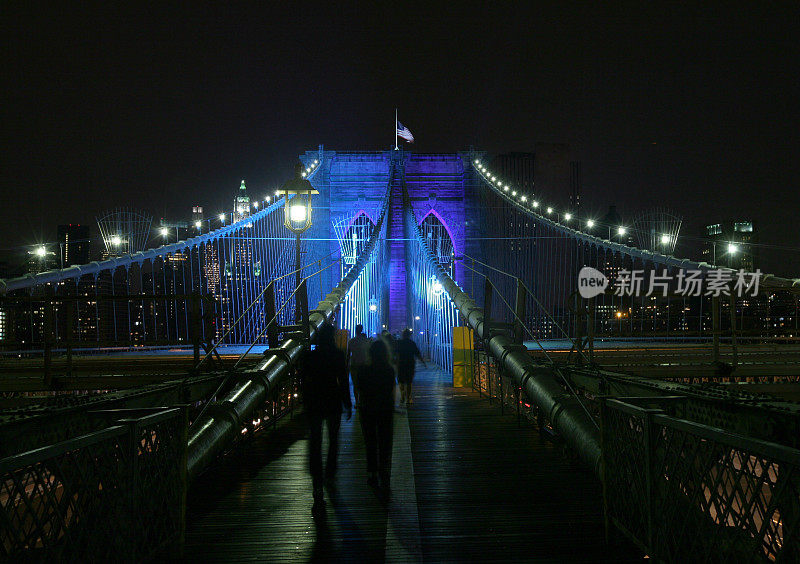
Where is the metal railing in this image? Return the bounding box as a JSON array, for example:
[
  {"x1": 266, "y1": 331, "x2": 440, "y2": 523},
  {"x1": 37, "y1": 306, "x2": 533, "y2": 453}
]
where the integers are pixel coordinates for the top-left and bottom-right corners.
[
  {"x1": 0, "y1": 407, "x2": 187, "y2": 562},
  {"x1": 601, "y1": 397, "x2": 800, "y2": 562}
]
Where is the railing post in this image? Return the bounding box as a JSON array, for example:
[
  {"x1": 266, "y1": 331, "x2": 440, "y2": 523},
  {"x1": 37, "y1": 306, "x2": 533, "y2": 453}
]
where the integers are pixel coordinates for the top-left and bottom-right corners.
[
  {"x1": 514, "y1": 277, "x2": 527, "y2": 345},
  {"x1": 599, "y1": 398, "x2": 610, "y2": 543},
  {"x1": 178, "y1": 405, "x2": 189, "y2": 557},
  {"x1": 298, "y1": 279, "x2": 310, "y2": 342},
  {"x1": 125, "y1": 418, "x2": 140, "y2": 561},
  {"x1": 264, "y1": 281, "x2": 278, "y2": 348},
  {"x1": 295, "y1": 234, "x2": 302, "y2": 322},
  {"x1": 642, "y1": 410, "x2": 655, "y2": 550},
  {"x1": 483, "y1": 279, "x2": 493, "y2": 402},
  {"x1": 190, "y1": 292, "x2": 201, "y2": 366}
]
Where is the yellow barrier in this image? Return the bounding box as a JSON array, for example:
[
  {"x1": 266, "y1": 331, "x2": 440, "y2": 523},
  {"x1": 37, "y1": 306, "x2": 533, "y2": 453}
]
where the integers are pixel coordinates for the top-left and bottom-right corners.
[{"x1": 452, "y1": 326, "x2": 474, "y2": 387}]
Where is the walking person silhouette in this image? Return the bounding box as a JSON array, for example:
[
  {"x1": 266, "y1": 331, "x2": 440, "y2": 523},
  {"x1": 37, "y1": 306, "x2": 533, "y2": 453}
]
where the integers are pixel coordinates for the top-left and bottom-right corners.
[
  {"x1": 346, "y1": 324, "x2": 371, "y2": 408},
  {"x1": 299, "y1": 322, "x2": 351, "y2": 513},
  {"x1": 396, "y1": 328, "x2": 426, "y2": 406},
  {"x1": 358, "y1": 339, "x2": 396, "y2": 501}
]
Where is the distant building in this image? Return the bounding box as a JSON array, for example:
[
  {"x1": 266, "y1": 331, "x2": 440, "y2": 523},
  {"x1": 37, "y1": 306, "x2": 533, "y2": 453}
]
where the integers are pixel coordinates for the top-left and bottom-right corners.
[
  {"x1": 191, "y1": 205, "x2": 204, "y2": 232},
  {"x1": 701, "y1": 221, "x2": 757, "y2": 271},
  {"x1": 234, "y1": 180, "x2": 251, "y2": 222},
  {"x1": 160, "y1": 218, "x2": 189, "y2": 242},
  {"x1": 491, "y1": 145, "x2": 576, "y2": 206},
  {"x1": 569, "y1": 161, "x2": 582, "y2": 211},
  {"x1": 491, "y1": 152, "x2": 535, "y2": 194},
  {"x1": 57, "y1": 224, "x2": 91, "y2": 267}
]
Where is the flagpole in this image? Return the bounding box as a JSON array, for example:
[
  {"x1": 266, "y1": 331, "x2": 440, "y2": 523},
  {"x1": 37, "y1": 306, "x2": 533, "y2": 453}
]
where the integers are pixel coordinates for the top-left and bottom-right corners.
[{"x1": 395, "y1": 108, "x2": 398, "y2": 150}]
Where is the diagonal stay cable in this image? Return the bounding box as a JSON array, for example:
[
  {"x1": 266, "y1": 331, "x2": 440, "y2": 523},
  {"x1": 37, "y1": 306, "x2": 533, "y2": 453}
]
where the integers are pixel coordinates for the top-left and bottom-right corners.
[
  {"x1": 460, "y1": 253, "x2": 593, "y2": 366},
  {"x1": 231, "y1": 257, "x2": 344, "y2": 369},
  {"x1": 193, "y1": 249, "x2": 338, "y2": 371}
]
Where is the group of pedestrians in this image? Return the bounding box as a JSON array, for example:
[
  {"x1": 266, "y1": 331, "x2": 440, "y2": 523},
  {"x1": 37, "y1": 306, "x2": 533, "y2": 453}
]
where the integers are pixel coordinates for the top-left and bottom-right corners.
[{"x1": 300, "y1": 322, "x2": 425, "y2": 513}]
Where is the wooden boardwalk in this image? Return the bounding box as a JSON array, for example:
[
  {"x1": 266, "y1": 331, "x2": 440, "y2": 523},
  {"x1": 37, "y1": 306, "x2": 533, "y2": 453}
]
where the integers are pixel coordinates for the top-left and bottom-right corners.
[{"x1": 185, "y1": 365, "x2": 641, "y2": 562}]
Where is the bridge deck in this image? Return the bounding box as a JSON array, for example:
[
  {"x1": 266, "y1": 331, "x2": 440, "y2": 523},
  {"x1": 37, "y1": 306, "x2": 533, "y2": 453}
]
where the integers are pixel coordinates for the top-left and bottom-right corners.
[{"x1": 185, "y1": 365, "x2": 641, "y2": 562}]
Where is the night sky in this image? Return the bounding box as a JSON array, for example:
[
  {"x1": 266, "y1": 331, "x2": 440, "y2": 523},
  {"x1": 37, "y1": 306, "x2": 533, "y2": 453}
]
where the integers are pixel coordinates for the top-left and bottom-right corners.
[{"x1": 3, "y1": 4, "x2": 798, "y2": 274}]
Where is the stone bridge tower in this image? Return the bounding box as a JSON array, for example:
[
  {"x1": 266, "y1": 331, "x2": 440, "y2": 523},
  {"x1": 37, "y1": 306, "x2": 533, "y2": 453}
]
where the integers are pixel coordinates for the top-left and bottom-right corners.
[{"x1": 301, "y1": 146, "x2": 469, "y2": 334}]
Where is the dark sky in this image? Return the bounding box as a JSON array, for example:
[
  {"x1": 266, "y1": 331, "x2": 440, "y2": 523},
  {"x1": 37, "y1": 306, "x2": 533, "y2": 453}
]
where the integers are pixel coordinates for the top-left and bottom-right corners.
[{"x1": 3, "y1": 4, "x2": 799, "y2": 274}]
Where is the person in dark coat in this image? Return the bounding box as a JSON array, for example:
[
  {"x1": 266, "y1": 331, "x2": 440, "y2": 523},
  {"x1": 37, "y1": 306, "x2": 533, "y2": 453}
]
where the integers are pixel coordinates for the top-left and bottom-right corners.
[
  {"x1": 300, "y1": 322, "x2": 351, "y2": 512},
  {"x1": 396, "y1": 328, "x2": 426, "y2": 405},
  {"x1": 358, "y1": 339, "x2": 396, "y2": 499}
]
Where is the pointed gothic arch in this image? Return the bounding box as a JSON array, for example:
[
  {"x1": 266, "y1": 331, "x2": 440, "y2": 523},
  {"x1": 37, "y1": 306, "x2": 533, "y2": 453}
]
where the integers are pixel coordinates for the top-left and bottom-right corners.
[
  {"x1": 420, "y1": 211, "x2": 455, "y2": 275},
  {"x1": 342, "y1": 213, "x2": 376, "y2": 266}
]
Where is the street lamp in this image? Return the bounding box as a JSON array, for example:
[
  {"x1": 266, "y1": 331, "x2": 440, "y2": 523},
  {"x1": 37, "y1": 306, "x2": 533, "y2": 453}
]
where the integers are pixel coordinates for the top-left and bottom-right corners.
[{"x1": 278, "y1": 162, "x2": 319, "y2": 320}]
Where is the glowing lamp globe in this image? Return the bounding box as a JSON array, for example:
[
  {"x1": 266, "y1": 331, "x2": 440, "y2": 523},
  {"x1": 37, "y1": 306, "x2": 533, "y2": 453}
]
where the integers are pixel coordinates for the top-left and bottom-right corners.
[{"x1": 279, "y1": 162, "x2": 319, "y2": 234}]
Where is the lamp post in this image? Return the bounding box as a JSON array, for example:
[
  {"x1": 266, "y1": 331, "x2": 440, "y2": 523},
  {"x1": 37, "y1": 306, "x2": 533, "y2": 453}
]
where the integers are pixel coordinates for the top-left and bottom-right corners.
[{"x1": 278, "y1": 162, "x2": 319, "y2": 320}]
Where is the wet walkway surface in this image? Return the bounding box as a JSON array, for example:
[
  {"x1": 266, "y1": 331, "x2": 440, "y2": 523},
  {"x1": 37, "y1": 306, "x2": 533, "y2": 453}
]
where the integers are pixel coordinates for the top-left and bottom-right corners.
[{"x1": 184, "y1": 364, "x2": 641, "y2": 562}]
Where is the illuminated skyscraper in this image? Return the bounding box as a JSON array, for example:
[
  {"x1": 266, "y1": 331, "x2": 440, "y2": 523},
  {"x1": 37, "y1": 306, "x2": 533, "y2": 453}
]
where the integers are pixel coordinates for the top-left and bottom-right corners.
[
  {"x1": 234, "y1": 180, "x2": 250, "y2": 222},
  {"x1": 203, "y1": 244, "x2": 224, "y2": 341},
  {"x1": 701, "y1": 221, "x2": 757, "y2": 271},
  {"x1": 58, "y1": 224, "x2": 91, "y2": 266}
]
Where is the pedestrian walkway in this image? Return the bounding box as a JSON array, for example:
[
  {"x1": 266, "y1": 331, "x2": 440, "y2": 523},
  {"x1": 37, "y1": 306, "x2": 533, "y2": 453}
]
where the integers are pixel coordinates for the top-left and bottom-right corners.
[{"x1": 184, "y1": 364, "x2": 641, "y2": 562}]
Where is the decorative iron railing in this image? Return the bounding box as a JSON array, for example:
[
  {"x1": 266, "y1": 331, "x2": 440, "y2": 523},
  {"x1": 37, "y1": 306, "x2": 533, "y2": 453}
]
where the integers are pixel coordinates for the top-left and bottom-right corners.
[
  {"x1": 0, "y1": 407, "x2": 187, "y2": 562},
  {"x1": 601, "y1": 397, "x2": 800, "y2": 562}
]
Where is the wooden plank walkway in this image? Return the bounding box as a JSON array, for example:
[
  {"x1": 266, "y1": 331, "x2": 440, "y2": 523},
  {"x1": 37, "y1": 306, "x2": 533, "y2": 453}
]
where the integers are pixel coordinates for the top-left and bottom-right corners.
[{"x1": 184, "y1": 364, "x2": 642, "y2": 562}]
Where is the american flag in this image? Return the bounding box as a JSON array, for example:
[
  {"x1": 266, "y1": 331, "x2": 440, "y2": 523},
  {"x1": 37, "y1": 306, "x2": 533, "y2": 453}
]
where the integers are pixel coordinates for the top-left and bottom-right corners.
[{"x1": 396, "y1": 120, "x2": 414, "y2": 143}]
